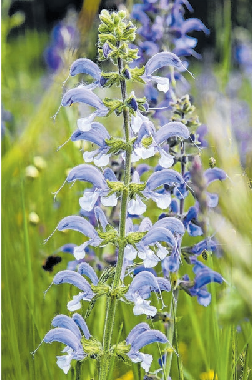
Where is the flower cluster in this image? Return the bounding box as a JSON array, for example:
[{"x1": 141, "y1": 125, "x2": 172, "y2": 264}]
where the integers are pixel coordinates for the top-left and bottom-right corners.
[
  {"x1": 35, "y1": 8, "x2": 225, "y2": 379},
  {"x1": 131, "y1": 0, "x2": 209, "y2": 128}
]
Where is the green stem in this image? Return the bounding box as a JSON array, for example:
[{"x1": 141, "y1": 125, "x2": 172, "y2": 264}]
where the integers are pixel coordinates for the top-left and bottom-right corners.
[
  {"x1": 76, "y1": 361, "x2": 82, "y2": 380},
  {"x1": 99, "y1": 56, "x2": 131, "y2": 380},
  {"x1": 164, "y1": 289, "x2": 178, "y2": 378}
]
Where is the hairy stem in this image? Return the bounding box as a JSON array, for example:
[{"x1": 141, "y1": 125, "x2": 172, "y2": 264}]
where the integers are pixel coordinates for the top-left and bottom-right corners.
[
  {"x1": 99, "y1": 56, "x2": 131, "y2": 380},
  {"x1": 164, "y1": 289, "x2": 178, "y2": 379}
]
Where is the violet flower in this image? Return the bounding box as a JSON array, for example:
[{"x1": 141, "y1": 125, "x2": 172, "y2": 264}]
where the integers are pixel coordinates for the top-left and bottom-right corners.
[
  {"x1": 126, "y1": 323, "x2": 167, "y2": 372},
  {"x1": 43, "y1": 313, "x2": 89, "y2": 373}
]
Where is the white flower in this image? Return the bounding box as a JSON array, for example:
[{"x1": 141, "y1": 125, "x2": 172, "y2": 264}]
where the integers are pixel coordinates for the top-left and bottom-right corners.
[
  {"x1": 128, "y1": 195, "x2": 146, "y2": 215},
  {"x1": 124, "y1": 245, "x2": 138, "y2": 260},
  {"x1": 79, "y1": 190, "x2": 99, "y2": 212},
  {"x1": 56, "y1": 347, "x2": 73, "y2": 374},
  {"x1": 138, "y1": 249, "x2": 160, "y2": 267},
  {"x1": 101, "y1": 193, "x2": 118, "y2": 207},
  {"x1": 132, "y1": 295, "x2": 157, "y2": 317},
  {"x1": 159, "y1": 149, "x2": 174, "y2": 168}
]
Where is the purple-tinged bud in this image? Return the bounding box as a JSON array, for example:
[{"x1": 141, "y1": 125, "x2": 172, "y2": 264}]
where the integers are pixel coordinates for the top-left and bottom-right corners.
[
  {"x1": 103, "y1": 42, "x2": 112, "y2": 58},
  {"x1": 123, "y1": 69, "x2": 131, "y2": 79},
  {"x1": 170, "y1": 199, "x2": 179, "y2": 213},
  {"x1": 129, "y1": 97, "x2": 138, "y2": 111},
  {"x1": 100, "y1": 76, "x2": 108, "y2": 87},
  {"x1": 191, "y1": 155, "x2": 202, "y2": 173}
]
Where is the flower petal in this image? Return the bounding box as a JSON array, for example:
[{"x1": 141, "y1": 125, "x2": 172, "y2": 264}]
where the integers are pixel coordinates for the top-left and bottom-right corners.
[
  {"x1": 126, "y1": 271, "x2": 160, "y2": 299},
  {"x1": 61, "y1": 87, "x2": 108, "y2": 116},
  {"x1": 153, "y1": 216, "x2": 185, "y2": 235},
  {"x1": 79, "y1": 191, "x2": 100, "y2": 212},
  {"x1": 195, "y1": 269, "x2": 223, "y2": 288},
  {"x1": 204, "y1": 168, "x2": 227, "y2": 185},
  {"x1": 128, "y1": 196, "x2": 146, "y2": 215},
  {"x1": 103, "y1": 167, "x2": 118, "y2": 182},
  {"x1": 144, "y1": 52, "x2": 184, "y2": 76},
  {"x1": 126, "y1": 323, "x2": 151, "y2": 345},
  {"x1": 72, "y1": 313, "x2": 91, "y2": 339},
  {"x1": 57, "y1": 215, "x2": 97, "y2": 239},
  {"x1": 139, "y1": 227, "x2": 176, "y2": 248},
  {"x1": 145, "y1": 169, "x2": 184, "y2": 191},
  {"x1": 159, "y1": 150, "x2": 174, "y2": 168},
  {"x1": 139, "y1": 217, "x2": 153, "y2": 232},
  {"x1": 155, "y1": 122, "x2": 190, "y2": 144},
  {"x1": 78, "y1": 262, "x2": 99, "y2": 285},
  {"x1": 139, "y1": 249, "x2": 160, "y2": 268},
  {"x1": 70, "y1": 58, "x2": 101, "y2": 80},
  {"x1": 181, "y1": 18, "x2": 210, "y2": 35},
  {"x1": 51, "y1": 315, "x2": 82, "y2": 340},
  {"x1": 67, "y1": 164, "x2": 108, "y2": 190},
  {"x1": 56, "y1": 352, "x2": 72, "y2": 374},
  {"x1": 44, "y1": 328, "x2": 81, "y2": 351},
  {"x1": 67, "y1": 292, "x2": 84, "y2": 311},
  {"x1": 94, "y1": 153, "x2": 110, "y2": 167},
  {"x1": 124, "y1": 245, "x2": 138, "y2": 261},
  {"x1": 130, "y1": 329, "x2": 167, "y2": 352},
  {"x1": 94, "y1": 206, "x2": 108, "y2": 232},
  {"x1": 156, "y1": 277, "x2": 171, "y2": 292},
  {"x1": 72, "y1": 122, "x2": 110, "y2": 146},
  {"x1": 53, "y1": 270, "x2": 94, "y2": 294},
  {"x1": 101, "y1": 193, "x2": 118, "y2": 207},
  {"x1": 133, "y1": 298, "x2": 157, "y2": 316}
]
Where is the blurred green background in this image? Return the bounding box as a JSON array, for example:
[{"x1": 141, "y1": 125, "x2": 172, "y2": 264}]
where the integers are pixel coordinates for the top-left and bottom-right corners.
[{"x1": 2, "y1": 0, "x2": 252, "y2": 379}]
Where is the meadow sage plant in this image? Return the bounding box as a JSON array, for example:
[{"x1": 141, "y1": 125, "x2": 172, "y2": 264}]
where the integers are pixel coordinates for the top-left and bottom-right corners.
[{"x1": 34, "y1": 9, "x2": 227, "y2": 379}]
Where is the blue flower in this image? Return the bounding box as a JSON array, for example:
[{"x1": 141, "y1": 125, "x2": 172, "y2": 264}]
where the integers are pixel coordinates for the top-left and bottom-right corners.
[
  {"x1": 141, "y1": 52, "x2": 189, "y2": 92},
  {"x1": 52, "y1": 270, "x2": 95, "y2": 311},
  {"x1": 126, "y1": 323, "x2": 167, "y2": 371},
  {"x1": 43, "y1": 313, "x2": 89, "y2": 373},
  {"x1": 143, "y1": 168, "x2": 184, "y2": 209},
  {"x1": 53, "y1": 164, "x2": 118, "y2": 212},
  {"x1": 69, "y1": 58, "x2": 102, "y2": 89},
  {"x1": 56, "y1": 215, "x2": 102, "y2": 259},
  {"x1": 125, "y1": 271, "x2": 171, "y2": 316},
  {"x1": 181, "y1": 259, "x2": 223, "y2": 306},
  {"x1": 190, "y1": 237, "x2": 217, "y2": 256},
  {"x1": 183, "y1": 206, "x2": 203, "y2": 237},
  {"x1": 162, "y1": 237, "x2": 182, "y2": 273},
  {"x1": 71, "y1": 122, "x2": 111, "y2": 166},
  {"x1": 61, "y1": 86, "x2": 108, "y2": 129}
]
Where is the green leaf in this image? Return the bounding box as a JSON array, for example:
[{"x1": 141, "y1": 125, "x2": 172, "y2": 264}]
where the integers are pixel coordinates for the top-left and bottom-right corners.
[
  {"x1": 103, "y1": 98, "x2": 124, "y2": 116},
  {"x1": 126, "y1": 231, "x2": 147, "y2": 245}
]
